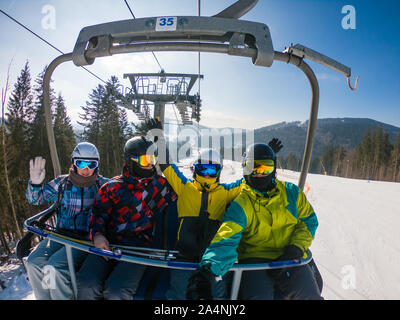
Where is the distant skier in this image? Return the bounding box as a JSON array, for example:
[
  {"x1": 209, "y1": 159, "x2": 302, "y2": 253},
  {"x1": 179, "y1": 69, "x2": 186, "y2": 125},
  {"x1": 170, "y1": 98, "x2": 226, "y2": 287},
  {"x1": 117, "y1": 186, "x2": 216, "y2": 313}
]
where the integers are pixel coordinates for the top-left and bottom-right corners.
[
  {"x1": 25, "y1": 142, "x2": 109, "y2": 300},
  {"x1": 186, "y1": 143, "x2": 323, "y2": 300}
]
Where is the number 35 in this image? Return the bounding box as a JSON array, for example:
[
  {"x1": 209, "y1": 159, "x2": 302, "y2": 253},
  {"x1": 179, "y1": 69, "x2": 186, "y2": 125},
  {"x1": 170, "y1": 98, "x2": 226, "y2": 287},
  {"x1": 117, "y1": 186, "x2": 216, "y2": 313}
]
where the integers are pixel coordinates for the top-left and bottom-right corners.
[{"x1": 159, "y1": 17, "x2": 174, "y2": 26}]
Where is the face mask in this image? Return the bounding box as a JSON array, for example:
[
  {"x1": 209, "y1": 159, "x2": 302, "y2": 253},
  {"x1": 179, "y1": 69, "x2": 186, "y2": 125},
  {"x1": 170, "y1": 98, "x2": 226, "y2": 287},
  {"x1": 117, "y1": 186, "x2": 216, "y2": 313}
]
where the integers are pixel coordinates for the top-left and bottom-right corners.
[
  {"x1": 195, "y1": 175, "x2": 218, "y2": 189},
  {"x1": 245, "y1": 173, "x2": 276, "y2": 194},
  {"x1": 129, "y1": 161, "x2": 155, "y2": 178}
]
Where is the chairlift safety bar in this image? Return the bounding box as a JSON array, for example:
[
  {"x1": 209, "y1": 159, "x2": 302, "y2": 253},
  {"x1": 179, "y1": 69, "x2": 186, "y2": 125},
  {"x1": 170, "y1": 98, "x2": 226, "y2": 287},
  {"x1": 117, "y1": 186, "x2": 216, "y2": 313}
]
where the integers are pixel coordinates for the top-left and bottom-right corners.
[{"x1": 24, "y1": 206, "x2": 312, "y2": 300}]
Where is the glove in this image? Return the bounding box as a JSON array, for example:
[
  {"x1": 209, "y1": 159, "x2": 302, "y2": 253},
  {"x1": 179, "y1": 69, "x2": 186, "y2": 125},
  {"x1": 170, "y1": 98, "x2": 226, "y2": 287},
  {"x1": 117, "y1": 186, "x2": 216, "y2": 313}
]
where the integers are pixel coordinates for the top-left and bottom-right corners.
[
  {"x1": 145, "y1": 118, "x2": 164, "y2": 142},
  {"x1": 278, "y1": 244, "x2": 304, "y2": 262},
  {"x1": 29, "y1": 156, "x2": 46, "y2": 185},
  {"x1": 186, "y1": 264, "x2": 215, "y2": 300},
  {"x1": 267, "y1": 245, "x2": 303, "y2": 281},
  {"x1": 146, "y1": 118, "x2": 163, "y2": 130},
  {"x1": 268, "y1": 138, "x2": 283, "y2": 154}
]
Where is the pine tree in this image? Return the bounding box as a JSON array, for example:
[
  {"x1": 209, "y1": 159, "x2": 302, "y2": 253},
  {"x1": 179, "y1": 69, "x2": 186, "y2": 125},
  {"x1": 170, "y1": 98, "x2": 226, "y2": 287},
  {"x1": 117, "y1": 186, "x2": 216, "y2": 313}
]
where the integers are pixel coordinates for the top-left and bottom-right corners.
[
  {"x1": 97, "y1": 76, "x2": 128, "y2": 177},
  {"x1": 332, "y1": 145, "x2": 346, "y2": 176},
  {"x1": 4, "y1": 62, "x2": 35, "y2": 238},
  {"x1": 379, "y1": 132, "x2": 393, "y2": 180},
  {"x1": 392, "y1": 133, "x2": 400, "y2": 182},
  {"x1": 5, "y1": 62, "x2": 33, "y2": 179},
  {"x1": 372, "y1": 126, "x2": 384, "y2": 179},
  {"x1": 79, "y1": 76, "x2": 134, "y2": 177},
  {"x1": 285, "y1": 152, "x2": 300, "y2": 171},
  {"x1": 321, "y1": 144, "x2": 334, "y2": 175},
  {"x1": 29, "y1": 66, "x2": 55, "y2": 180},
  {"x1": 78, "y1": 84, "x2": 104, "y2": 146},
  {"x1": 53, "y1": 93, "x2": 76, "y2": 172},
  {"x1": 356, "y1": 127, "x2": 374, "y2": 179}
]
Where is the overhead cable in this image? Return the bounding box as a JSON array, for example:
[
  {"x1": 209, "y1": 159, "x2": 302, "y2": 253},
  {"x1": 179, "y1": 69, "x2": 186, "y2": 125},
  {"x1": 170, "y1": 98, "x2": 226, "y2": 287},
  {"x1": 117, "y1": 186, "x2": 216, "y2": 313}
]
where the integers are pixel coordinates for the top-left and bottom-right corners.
[{"x1": 0, "y1": 9, "x2": 107, "y2": 84}]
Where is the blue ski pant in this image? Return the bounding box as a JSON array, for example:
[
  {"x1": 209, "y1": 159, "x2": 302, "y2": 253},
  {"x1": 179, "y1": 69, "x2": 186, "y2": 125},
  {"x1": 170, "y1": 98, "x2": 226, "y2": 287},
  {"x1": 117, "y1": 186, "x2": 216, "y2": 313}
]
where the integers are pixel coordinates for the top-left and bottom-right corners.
[
  {"x1": 24, "y1": 239, "x2": 87, "y2": 300},
  {"x1": 238, "y1": 258, "x2": 323, "y2": 300},
  {"x1": 76, "y1": 253, "x2": 146, "y2": 300}
]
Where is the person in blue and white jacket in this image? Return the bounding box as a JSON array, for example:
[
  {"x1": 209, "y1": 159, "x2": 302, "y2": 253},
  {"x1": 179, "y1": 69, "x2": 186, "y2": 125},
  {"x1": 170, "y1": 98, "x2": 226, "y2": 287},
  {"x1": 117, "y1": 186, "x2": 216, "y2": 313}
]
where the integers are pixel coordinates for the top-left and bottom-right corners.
[{"x1": 25, "y1": 142, "x2": 109, "y2": 300}]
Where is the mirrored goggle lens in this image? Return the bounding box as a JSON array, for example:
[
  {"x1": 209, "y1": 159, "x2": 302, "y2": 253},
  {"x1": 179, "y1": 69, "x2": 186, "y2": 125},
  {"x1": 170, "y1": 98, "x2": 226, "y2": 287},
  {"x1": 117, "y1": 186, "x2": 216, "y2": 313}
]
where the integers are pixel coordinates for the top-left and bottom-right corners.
[
  {"x1": 131, "y1": 154, "x2": 156, "y2": 167},
  {"x1": 194, "y1": 163, "x2": 222, "y2": 177},
  {"x1": 243, "y1": 159, "x2": 275, "y2": 175},
  {"x1": 74, "y1": 159, "x2": 99, "y2": 170}
]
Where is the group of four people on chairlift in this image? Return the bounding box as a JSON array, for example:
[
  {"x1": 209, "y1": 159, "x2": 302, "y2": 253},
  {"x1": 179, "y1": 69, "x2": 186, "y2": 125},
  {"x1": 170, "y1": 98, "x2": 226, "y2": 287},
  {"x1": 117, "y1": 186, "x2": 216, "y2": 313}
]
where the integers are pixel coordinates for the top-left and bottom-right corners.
[{"x1": 25, "y1": 118, "x2": 322, "y2": 300}]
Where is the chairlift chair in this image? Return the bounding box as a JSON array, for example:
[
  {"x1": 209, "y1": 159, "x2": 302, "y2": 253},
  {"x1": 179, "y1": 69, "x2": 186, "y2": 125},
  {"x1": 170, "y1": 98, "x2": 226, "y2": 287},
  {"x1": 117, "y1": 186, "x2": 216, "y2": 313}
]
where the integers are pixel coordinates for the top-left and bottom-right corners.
[{"x1": 19, "y1": 0, "x2": 356, "y2": 300}]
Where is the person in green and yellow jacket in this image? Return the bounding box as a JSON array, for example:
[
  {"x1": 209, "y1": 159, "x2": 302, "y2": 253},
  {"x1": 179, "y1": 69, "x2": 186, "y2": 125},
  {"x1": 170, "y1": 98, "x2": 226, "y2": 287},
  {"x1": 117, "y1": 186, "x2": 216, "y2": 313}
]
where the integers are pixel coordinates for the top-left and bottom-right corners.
[
  {"x1": 145, "y1": 119, "x2": 283, "y2": 299},
  {"x1": 186, "y1": 143, "x2": 322, "y2": 300}
]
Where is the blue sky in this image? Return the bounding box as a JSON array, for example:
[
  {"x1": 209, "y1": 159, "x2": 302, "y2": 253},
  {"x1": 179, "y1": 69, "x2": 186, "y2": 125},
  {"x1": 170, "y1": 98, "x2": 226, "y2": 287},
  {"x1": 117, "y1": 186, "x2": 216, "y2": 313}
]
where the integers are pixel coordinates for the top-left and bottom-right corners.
[{"x1": 1, "y1": 0, "x2": 399, "y2": 129}]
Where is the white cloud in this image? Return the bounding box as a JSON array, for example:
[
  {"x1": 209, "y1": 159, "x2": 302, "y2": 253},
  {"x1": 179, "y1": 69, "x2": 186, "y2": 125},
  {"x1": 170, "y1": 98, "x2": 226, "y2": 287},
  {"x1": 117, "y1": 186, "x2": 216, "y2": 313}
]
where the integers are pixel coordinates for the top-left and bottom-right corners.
[{"x1": 94, "y1": 53, "x2": 159, "y2": 77}]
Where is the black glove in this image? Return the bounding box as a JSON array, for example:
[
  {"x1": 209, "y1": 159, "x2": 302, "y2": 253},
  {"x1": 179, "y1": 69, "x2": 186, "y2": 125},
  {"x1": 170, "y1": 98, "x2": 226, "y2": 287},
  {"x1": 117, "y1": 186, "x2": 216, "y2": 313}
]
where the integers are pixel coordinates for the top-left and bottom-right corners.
[
  {"x1": 268, "y1": 138, "x2": 283, "y2": 154},
  {"x1": 145, "y1": 118, "x2": 163, "y2": 142},
  {"x1": 267, "y1": 245, "x2": 303, "y2": 281},
  {"x1": 278, "y1": 244, "x2": 304, "y2": 262},
  {"x1": 146, "y1": 118, "x2": 163, "y2": 130},
  {"x1": 186, "y1": 264, "x2": 215, "y2": 300}
]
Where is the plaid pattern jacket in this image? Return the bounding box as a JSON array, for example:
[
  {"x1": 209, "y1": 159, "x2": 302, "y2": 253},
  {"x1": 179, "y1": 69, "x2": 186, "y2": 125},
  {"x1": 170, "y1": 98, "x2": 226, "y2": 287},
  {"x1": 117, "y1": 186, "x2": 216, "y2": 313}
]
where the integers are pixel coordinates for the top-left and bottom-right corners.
[
  {"x1": 26, "y1": 174, "x2": 109, "y2": 234},
  {"x1": 89, "y1": 165, "x2": 176, "y2": 247}
]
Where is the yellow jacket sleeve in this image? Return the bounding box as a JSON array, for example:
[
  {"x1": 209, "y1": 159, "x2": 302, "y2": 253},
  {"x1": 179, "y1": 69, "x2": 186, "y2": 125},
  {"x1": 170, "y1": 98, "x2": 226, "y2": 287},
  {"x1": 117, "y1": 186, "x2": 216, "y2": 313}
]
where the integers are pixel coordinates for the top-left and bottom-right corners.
[
  {"x1": 161, "y1": 164, "x2": 188, "y2": 196},
  {"x1": 220, "y1": 178, "x2": 245, "y2": 202}
]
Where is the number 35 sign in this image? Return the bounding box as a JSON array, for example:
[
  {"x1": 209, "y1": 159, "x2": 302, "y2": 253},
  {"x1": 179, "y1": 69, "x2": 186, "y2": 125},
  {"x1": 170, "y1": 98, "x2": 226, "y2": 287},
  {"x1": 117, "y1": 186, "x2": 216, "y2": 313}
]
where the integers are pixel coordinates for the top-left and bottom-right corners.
[{"x1": 156, "y1": 17, "x2": 178, "y2": 31}]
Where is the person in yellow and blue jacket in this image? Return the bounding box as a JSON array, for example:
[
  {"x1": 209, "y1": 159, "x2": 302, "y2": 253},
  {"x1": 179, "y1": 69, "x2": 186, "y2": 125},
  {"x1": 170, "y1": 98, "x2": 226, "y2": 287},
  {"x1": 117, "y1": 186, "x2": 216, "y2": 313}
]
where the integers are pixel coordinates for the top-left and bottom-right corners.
[
  {"x1": 186, "y1": 143, "x2": 323, "y2": 300},
  {"x1": 145, "y1": 119, "x2": 283, "y2": 299}
]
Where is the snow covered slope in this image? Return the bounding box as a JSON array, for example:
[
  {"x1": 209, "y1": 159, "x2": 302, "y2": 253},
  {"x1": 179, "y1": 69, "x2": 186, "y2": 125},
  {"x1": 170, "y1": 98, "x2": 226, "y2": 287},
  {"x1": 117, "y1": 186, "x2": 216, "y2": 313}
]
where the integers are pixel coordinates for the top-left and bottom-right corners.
[{"x1": 1, "y1": 159, "x2": 400, "y2": 300}]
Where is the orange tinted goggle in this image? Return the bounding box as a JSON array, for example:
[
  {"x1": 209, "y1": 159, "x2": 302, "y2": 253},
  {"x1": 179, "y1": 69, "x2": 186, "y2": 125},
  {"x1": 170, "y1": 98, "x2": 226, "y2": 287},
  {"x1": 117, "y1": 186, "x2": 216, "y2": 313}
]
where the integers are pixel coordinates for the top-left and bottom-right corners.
[
  {"x1": 243, "y1": 159, "x2": 275, "y2": 175},
  {"x1": 131, "y1": 155, "x2": 156, "y2": 167}
]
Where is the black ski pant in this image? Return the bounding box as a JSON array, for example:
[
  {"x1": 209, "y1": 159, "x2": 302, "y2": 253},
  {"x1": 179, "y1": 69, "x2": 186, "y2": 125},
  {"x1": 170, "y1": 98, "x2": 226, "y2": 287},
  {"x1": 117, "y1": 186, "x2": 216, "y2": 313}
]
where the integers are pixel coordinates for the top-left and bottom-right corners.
[{"x1": 238, "y1": 258, "x2": 323, "y2": 300}]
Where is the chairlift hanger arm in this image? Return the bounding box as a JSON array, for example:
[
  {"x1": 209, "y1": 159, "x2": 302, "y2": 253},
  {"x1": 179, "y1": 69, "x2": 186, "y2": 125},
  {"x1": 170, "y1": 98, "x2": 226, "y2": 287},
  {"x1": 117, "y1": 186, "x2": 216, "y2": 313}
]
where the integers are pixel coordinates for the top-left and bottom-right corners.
[
  {"x1": 284, "y1": 44, "x2": 350, "y2": 77},
  {"x1": 284, "y1": 44, "x2": 359, "y2": 90},
  {"x1": 213, "y1": 0, "x2": 259, "y2": 19},
  {"x1": 72, "y1": 16, "x2": 274, "y2": 67}
]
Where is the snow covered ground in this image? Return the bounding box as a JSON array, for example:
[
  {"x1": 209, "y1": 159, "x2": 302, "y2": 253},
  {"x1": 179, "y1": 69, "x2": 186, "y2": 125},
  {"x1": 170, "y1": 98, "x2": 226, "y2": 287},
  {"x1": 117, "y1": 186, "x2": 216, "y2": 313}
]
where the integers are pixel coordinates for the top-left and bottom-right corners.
[
  {"x1": 0, "y1": 258, "x2": 34, "y2": 300},
  {"x1": 1, "y1": 158, "x2": 400, "y2": 300}
]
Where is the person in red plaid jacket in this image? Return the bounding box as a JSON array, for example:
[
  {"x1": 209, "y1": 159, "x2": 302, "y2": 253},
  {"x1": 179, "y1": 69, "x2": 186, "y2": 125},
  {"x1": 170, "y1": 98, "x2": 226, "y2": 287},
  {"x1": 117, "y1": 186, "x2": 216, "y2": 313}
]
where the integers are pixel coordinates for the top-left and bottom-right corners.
[{"x1": 77, "y1": 136, "x2": 176, "y2": 300}]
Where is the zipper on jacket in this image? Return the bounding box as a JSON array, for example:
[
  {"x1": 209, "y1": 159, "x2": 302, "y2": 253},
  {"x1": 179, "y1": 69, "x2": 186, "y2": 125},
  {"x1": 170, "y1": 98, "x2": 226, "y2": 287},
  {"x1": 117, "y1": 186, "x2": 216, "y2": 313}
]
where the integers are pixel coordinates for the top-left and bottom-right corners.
[{"x1": 74, "y1": 187, "x2": 84, "y2": 231}]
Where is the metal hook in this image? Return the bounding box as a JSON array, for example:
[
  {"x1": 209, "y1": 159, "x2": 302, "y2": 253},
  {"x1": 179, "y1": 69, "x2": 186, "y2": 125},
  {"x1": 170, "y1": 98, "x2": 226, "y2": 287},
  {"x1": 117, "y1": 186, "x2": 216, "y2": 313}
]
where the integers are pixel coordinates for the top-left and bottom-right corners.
[{"x1": 347, "y1": 76, "x2": 359, "y2": 91}]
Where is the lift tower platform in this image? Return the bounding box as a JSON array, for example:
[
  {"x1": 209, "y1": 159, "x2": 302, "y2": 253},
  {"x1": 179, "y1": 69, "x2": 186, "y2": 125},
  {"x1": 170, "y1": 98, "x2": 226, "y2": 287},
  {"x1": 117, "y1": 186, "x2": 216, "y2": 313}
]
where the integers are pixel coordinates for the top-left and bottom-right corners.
[{"x1": 118, "y1": 70, "x2": 203, "y2": 125}]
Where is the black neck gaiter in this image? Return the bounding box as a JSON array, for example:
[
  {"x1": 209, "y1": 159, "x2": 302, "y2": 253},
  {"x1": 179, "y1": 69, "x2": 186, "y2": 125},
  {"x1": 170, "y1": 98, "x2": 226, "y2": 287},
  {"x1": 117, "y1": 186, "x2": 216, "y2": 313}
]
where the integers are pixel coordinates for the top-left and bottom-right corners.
[
  {"x1": 128, "y1": 161, "x2": 156, "y2": 179},
  {"x1": 245, "y1": 173, "x2": 276, "y2": 194}
]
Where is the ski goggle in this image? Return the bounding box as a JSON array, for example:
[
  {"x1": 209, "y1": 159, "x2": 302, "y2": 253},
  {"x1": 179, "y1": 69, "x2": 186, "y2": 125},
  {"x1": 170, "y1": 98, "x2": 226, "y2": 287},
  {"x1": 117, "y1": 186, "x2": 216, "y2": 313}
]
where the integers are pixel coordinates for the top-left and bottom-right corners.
[
  {"x1": 243, "y1": 159, "x2": 275, "y2": 176},
  {"x1": 74, "y1": 159, "x2": 99, "y2": 170},
  {"x1": 193, "y1": 163, "x2": 222, "y2": 178},
  {"x1": 130, "y1": 154, "x2": 157, "y2": 167}
]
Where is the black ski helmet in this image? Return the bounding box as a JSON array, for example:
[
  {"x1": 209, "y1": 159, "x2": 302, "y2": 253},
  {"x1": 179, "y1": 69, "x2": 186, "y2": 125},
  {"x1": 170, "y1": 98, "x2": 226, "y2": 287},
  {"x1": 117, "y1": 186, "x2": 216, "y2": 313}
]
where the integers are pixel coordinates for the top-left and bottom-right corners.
[
  {"x1": 124, "y1": 136, "x2": 157, "y2": 178},
  {"x1": 243, "y1": 143, "x2": 277, "y2": 193},
  {"x1": 244, "y1": 143, "x2": 276, "y2": 161}
]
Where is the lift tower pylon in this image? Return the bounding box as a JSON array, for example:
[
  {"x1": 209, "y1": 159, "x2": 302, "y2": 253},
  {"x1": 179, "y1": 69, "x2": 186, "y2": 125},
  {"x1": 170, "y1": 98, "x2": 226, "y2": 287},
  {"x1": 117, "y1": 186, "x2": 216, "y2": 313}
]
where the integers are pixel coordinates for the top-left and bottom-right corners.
[{"x1": 118, "y1": 71, "x2": 203, "y2": 126}]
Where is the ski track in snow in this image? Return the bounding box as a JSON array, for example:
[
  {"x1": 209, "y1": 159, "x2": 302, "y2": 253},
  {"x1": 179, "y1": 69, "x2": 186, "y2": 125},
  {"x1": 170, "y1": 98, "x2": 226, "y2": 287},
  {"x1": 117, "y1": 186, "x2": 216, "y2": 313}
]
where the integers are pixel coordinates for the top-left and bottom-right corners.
[{"x1": 1, "y1": 158, "x2": 400, "y2": 300}]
